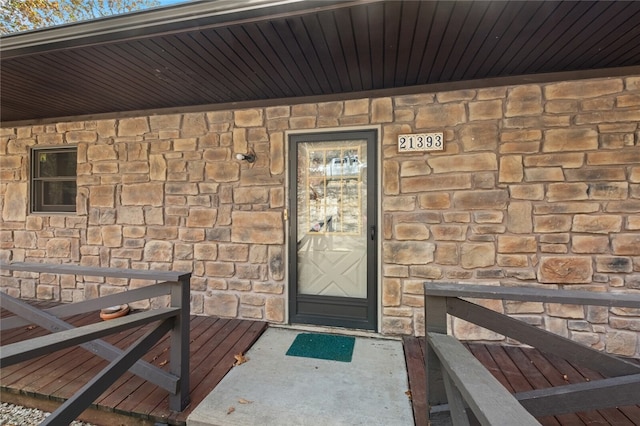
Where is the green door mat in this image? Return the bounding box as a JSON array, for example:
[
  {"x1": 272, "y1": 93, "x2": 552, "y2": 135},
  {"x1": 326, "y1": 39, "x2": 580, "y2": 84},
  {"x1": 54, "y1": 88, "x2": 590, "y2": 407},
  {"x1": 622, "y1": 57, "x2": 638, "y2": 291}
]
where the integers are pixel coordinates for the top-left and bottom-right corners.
[{"x1": 286, "y1": 333, "x2": 356, "y2": 362}]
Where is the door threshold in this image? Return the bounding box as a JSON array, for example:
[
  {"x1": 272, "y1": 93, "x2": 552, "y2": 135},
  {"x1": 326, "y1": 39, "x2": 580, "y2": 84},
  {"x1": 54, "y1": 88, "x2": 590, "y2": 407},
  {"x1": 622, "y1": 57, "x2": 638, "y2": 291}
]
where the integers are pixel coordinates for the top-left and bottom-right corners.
[{"x1": 272, "y1": 323, "x2": 401, "y2": 341}]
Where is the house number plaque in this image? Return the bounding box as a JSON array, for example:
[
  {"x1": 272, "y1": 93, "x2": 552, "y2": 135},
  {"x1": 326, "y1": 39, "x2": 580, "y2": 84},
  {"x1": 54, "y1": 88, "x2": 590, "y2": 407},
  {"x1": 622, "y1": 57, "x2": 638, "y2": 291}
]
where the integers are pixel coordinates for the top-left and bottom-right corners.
[{"x1": 397, "y1": 133, "x2": 444, "y2": 152}]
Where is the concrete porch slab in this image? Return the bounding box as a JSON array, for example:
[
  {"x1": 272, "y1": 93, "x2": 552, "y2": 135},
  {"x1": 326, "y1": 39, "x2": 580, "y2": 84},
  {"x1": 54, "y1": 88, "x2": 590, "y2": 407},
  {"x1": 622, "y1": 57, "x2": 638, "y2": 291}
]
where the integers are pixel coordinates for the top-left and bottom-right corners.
[{"x1": 187, "y1": 327, "x2": 414, "y2": 426}]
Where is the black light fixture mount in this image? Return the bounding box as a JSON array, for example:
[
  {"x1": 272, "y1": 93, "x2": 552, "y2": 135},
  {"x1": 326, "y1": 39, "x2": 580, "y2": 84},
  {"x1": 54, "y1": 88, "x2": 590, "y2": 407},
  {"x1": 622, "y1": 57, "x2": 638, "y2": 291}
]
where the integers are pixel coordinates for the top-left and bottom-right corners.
[{"x1": 235, "y1": 150, "x2": 256, "y2": 163}]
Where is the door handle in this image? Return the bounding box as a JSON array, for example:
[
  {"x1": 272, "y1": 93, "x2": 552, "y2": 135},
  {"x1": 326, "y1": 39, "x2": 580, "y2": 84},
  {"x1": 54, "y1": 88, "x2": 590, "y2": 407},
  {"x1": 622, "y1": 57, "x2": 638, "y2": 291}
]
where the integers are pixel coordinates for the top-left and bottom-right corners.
[{"x1": 370, "y1": 226, "x2": 376, "y2": 241}]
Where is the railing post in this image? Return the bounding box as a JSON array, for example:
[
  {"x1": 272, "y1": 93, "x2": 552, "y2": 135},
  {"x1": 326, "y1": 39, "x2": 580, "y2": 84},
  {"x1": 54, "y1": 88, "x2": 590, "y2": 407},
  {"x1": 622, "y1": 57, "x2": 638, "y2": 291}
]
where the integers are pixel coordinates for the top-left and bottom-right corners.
[
  {"x1": 425, "y1": 282, "x2": 448, "y2": 420},
  {"x1": 169, "y1": 274, "x2": 191, "y2": 411}
]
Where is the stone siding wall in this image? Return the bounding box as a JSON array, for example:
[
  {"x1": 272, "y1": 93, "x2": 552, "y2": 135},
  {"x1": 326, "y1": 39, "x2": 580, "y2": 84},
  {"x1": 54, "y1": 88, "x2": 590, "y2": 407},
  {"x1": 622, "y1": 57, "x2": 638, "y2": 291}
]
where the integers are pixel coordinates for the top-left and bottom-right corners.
[{"x1": 1, "y1": 75, "x2": 639, "y2": 356}]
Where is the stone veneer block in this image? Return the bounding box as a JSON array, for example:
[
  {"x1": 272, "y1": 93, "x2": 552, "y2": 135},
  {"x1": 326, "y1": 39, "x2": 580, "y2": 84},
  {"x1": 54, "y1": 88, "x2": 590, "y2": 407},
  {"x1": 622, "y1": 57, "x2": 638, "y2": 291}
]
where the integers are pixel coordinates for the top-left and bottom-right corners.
[
  {"x1": 2, "y1": 183, "x2": 27, "y2": 222},
  {"x1": 382, "y1": 241, "x2": 435, "y2": 265},
  {"x1": 545, "y1": 79, "x2": 623, "y2": 99},
  {"x1": 543, "y1": 128, "x2": 598, "y2": 152},
  {"x1": 507, "y1": 202, "x2": 532, "y2": 234},
  {"x1": 596, "y1": 256, "x2": 632, "y2": 273},
  {"x1": 460, "y1": 242, "x2": 495, "y2": 268},
  {"x1": 415, "y1": 103, "x2": 466, "y2": 127},
  {"x1": 120, "y1": 183, "x2": 164, "y2": 206},
  {"x1": 539, "y1": 256, "x2": 593, "y2": 284},
  {"x1": 612, "y1": 234, "x2": 640, "y2": 255},
  {"x1": 234, "y1": 109, "x2": 263, "y2": 127},
  {"x1": 453, "y1": 190, "x2": 508, "y2": 210},
  {"x1": 572, "y1": 215, "x2": 622, "y2": 234},
  {"x1": 587, "y1": 150, "x2": 640, "y2": 166},
  {"x1": 497, "y1": 235, "x2": 537, "y2": 253},
  {"x1": 372, "y1": 97, "x2": 393, "y2": 123},
  {"x1": 265, "y1": 297, "x2": 285, "y2": 322},
  {"x1": 499, "y1": 155, "x2": 523, "y2": 183},
  {"x1": 181, "y1": 114, "x2": 208, "y2": 136},
  {"x1": 403, "y1": 174, "x2": 471, "y2": 193},
  {"x1": 231, "y1": 211, "x2": 283, "y2": 244},
  {"x1": 143, "y1": 241, "x2": 173, "y2": 262},
  {"x1": 204, "y1": 293, "x2": 239, "y2": 317},
  {"x1": 506, "y1": 85, "x2": 542, "y2": 117},
  {"x1": 383, "y1": 161, "x2": 400, "y2": 195},
  {"x1": 428, "y1": 153, "x2": 497, "y2": 173},
  {"x1": 118, "y1": 117, "x2": 149, "y2": 136}
]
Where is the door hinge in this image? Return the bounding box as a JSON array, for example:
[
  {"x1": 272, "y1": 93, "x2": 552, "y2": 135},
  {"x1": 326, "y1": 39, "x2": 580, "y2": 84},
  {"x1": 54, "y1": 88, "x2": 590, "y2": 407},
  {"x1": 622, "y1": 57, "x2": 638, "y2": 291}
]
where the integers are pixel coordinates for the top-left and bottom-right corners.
[{"x1": 284, "y1": 209, "x2": 289, "y2": 221}]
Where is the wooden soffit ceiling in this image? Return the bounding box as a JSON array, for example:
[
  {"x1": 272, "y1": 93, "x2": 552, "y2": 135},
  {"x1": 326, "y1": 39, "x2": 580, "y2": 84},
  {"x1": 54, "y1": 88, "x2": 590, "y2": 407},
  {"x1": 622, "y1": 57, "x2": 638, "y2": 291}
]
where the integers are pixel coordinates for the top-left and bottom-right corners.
[{"x1": 1, "y1": 0, "x2": 640, "y2": 126}]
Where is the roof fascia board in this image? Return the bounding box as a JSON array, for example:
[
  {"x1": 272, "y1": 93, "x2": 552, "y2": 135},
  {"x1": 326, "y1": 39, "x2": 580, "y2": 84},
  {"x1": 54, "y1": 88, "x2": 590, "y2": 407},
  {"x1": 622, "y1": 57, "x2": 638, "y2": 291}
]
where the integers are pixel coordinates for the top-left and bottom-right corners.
[
  {"x1": 3, "y1": 66, "x2": 638, "y2": 129},
  {"x1": 1, "y1": 0, "x2": 366, "y2": 58}
]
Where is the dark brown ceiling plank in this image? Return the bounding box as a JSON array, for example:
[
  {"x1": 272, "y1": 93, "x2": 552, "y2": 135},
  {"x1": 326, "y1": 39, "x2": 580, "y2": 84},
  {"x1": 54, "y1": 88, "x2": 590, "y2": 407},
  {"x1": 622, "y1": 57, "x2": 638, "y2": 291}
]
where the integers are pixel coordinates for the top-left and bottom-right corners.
[
  {"x1": 539, "y1": 1, "x2": 627, "y2": 72},
  {"x1": 162, "y1": 33, "x2": 243, "y2": 100},
  {"x1": 226, "y1": 25, "x2": 297, "y2": 98},
  {"x1": 333, "y1": 8, "x2": 364, "y2": 92},
  {"x1": 0, "y1": 81, "x2": 81, "y2": 120},
  {"x1": 58, "y1": 48, "x2": 155, "y2": 108},
  {"x1": 0, "y1": 96, "x2": 34, "y2": 119},
  {"x1": 404, "y1": 1, "x2": 437, "y2": 86},
  {"x1": 181, "y1": 31, "x2": 258, "y2": 101},
  {"x1": 2, "y1": 54, "x2": 129, "y2": 115},
  {"x1": 345, "y1": 4, "x2": 373, "y2": 90},
  {"x1": 0, "y1": 73, "x2": 76, "y2": 115},
  {"x1": 489, "y1": 1, "x2": 561, "y2": 77},
  {"x1": 505, "y1": 1, "x2": 576, "y2": 77},
  {"x1": 417, "y1": 1, "x2": 455, "y2": 84},
  {"x1": 381, "y1": 1, "x2": 402, "y2": 88},
  {"x1": 256, "y1": 22, "x2": 320, "y2": 96},
  {"x1": 152, "y1": 34, "x2": 251, "y2": 101},
  {"x1": 246, "y1": 23, "x2": 303, "y2": 96},
  {"x1": 195, "y1": 28, "x2": 278, "y2": 99},
  {"x1": 367, "y1": 1, "x2": 385, "y2": 89},
  {"x1": 468, "y1": 1, "x2": 529, "y2": 80},
  {"x1": 7, "y1": 56, "x2": 108, "y2": 111},
  {"x1": 450, "y1": 1, "x2": 509, "y2": 81},
  {"x1": 438, "y1": 1, "x2": 491, "y2": 83},
  {"x1": 427, "y1": 0, "x2": 474, "y2": 84},
  {"x1": 96, "y1": 41, "x2": 200, "y2": 103},
  {"x1": 269, "y1": 18, "x2": 324, "y2": 95},
  {"x1": 392, "y1": 0, "x2": 421, "y2": 87},
  {"x1": 558, "y1": 2, "x2": 632, "y2": 69},
  {"x1": 140, "y1": 37, "x2": 245, "y2": 102},
  {"x1": 530, "y1": 1, "x2": 609, "y2": 73},
  {"x1": 572, "y1": 5, "x2": 640, "y2": 69},
  {"x1": 215, "y1": 26, "x2": 289, "y2": 98},
  {"x1": 96, "y1": 42, "x2": 198, "y2": 104},
  {"x1": 284, "y1": 16, "x2": 334, "y2": 94},
  {"x1": 315, "y1": 10, "x2": 354, "y2": 92},
  {"x1": 588, "y1": 22, "x2": 640, "y2": 70}
]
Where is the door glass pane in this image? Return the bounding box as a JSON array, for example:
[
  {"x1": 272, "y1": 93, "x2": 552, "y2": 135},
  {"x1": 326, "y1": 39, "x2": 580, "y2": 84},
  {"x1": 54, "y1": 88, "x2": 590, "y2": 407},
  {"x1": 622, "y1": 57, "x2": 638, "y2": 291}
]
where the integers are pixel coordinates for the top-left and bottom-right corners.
[{"x1": 297, "y1": 140, "x2": 367, "y2": 298}]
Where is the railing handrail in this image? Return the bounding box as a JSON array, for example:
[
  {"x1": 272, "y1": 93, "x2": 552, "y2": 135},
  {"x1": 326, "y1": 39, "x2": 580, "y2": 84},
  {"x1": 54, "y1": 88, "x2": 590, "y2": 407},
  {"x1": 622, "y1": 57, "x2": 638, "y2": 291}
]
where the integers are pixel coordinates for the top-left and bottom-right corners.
[
  {"x1": 1, "y1": 261, "x2": 191, "y2": 282},
  {"x1": 424, "y1": 282, "x2": 640, "y2": 308},
  {"x1": 0, "y1": 262, "x2": 191, "y2": 423},
  {"x1": 424, "y1": 281, "x2": 640, "y2": 426}
]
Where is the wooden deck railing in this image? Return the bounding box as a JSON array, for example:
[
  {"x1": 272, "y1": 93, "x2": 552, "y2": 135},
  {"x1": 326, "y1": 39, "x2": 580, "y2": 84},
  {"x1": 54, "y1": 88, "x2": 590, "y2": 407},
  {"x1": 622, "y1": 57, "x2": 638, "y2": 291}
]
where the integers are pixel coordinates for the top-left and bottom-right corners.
[
  {"x1": 424, "y1": 282, "x2": 640, "y2": 426},
  {"x1": 0, "y1": 262, "x2": 191, "y2": 425}
]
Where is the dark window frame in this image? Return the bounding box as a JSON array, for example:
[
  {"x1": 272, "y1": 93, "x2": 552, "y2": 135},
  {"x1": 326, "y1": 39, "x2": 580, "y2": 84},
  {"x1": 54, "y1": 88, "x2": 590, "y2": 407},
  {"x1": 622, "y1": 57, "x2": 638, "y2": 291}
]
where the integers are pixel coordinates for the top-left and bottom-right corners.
[{"x1": 30, "y1": 146, "x2": 77, "y2": 213}]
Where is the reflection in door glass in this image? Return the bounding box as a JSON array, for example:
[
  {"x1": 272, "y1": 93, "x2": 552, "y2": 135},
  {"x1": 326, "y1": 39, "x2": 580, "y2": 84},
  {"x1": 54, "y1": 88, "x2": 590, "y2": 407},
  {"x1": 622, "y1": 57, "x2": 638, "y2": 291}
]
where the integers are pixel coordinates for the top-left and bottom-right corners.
[{"x1": 299, "y1": 141, "x2": 366, "y2": 236}]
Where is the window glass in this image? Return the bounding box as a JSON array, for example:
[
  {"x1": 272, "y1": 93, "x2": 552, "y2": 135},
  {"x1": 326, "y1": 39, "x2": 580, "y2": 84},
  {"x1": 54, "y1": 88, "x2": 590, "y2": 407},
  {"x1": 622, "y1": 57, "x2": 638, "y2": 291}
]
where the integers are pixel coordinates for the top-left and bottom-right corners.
[
  {"x1": 31, "y1": 147, "x2": 77, "y2": 213},
  {"x1": 36, "y1": 150, "x2": 77, "y2": 177}
]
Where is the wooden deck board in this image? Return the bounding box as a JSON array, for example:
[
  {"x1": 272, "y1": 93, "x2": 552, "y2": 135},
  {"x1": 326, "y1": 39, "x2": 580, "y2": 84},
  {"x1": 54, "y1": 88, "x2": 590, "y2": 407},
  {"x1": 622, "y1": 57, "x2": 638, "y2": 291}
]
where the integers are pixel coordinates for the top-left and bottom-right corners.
[
  {"x1": 404, "y1": 337, "x2": 640, "y2": 426},
  {"x1": 403, "y1": 336, "x2": 428, "y2": 426},
  {"x1": 1, "y1": 305, "x2": 268, "y2": 425}
]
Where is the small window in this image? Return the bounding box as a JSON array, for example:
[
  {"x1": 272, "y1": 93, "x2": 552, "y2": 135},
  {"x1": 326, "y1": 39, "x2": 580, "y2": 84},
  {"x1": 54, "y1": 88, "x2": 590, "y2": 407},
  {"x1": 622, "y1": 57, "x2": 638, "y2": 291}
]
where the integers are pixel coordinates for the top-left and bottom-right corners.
[{"x1": 31, "y1": 147, "x2": 77, "y2": 213}]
